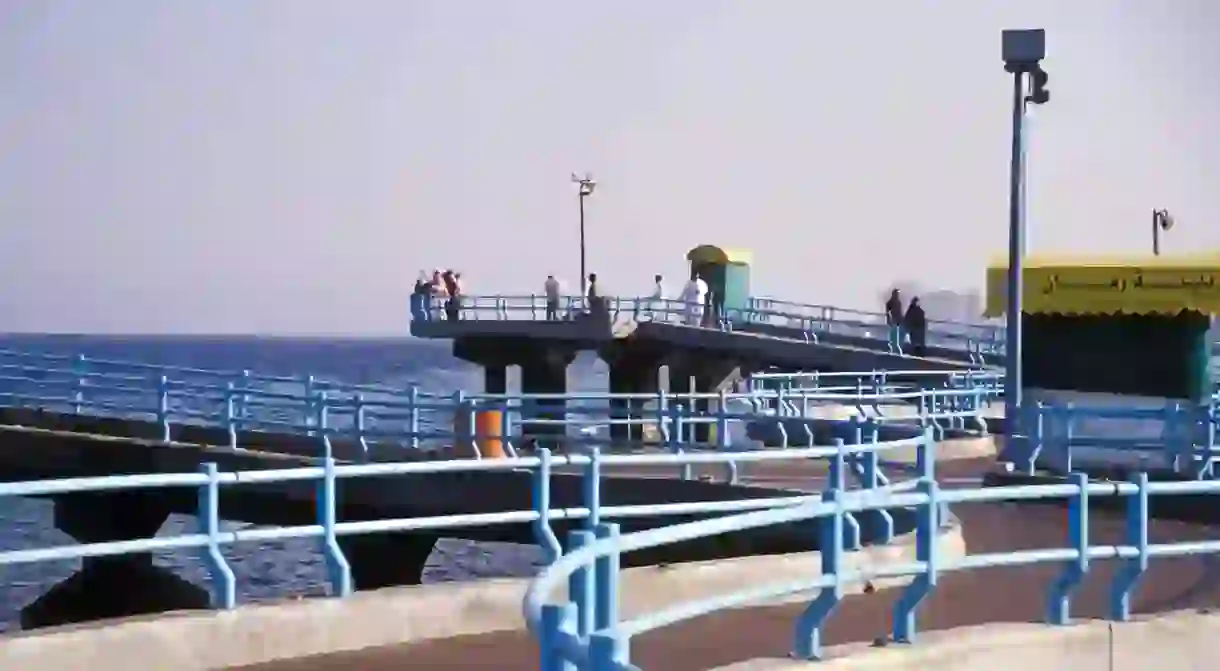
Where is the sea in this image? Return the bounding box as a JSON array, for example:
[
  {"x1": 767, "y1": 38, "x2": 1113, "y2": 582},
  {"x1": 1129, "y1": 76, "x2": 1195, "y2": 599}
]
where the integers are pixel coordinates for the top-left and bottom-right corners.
[{"x1": 0, "y1": 334, "x2": 618, "y2": 632}]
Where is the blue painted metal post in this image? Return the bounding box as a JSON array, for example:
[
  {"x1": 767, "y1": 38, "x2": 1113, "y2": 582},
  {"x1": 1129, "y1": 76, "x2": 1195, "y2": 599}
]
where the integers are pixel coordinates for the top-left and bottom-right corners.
[
  {"x1": 539, "y1": 603, "x2": 578, "y2": 671},
  {"x1": 197, "y1": 462, "x2": 237, "y2": 609},
  {"x1": 408, "y1": 384, "x2": 421, "y2": 450},
  {"x1": 893, "y1": 479, "x2": 940, "y2": 643},
  {"x1": 792, "y1": 489, "x2": 844, "y2": 659},
  {"x1": 531, "y1": 448, "x2": 562, "y2": 563},
  {"x1": 1046, "y1": 471, "x2": 1088, "y2": 624},
  {"x1": 72, "y1": 353, "x2": 86, "y2": 414},
  {"x1": 1003, "y1": 68, "x2": 1026, "y2": 455},
  {"x1": 568, "y1": 530, "x2": 596, "y2": 638},
  {"x1": 316, "y1": 456, "x2": 353, "y2": 597},
  {"x1": 157, "y1": 374, "x2": 171, "y2": 442},
  {"x1": 593, "y1": 523, "x2": 621, "y2": 632},
  {"x1": 1109, "y1": 472, "x2": 1149, "y2": 621}
]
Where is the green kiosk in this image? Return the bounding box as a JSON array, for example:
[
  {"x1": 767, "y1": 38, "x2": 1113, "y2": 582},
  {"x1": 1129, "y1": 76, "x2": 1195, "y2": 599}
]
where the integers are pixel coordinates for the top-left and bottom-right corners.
[
  {"x1": 986, "y1": 255, "x2": 1219, "y2": 476},
  {"x1": 686, "y1": 244, "x2": 751, "y2": 323}
]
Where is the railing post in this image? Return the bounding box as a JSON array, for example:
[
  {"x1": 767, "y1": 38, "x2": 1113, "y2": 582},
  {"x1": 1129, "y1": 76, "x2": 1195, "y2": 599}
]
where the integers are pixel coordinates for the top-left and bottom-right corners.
[
  {"x1": 238, "y1": 369, "x2": 251, "y2": 420},
  {"x1": 583, "y1": 447, "x2": 601, "y2": 529},
  {"x1": 72, "y1": 353, "x2": 87, "y2": 414},
  {"x1": 316, "y1": 390, "x2": 332, "y2": 459},
  {"x1": 1109, "y1": 472, "x2": 1149, "y2": 622},
  {"x1": 1047, "y1": 471, "x2": 1089, "y2": 625},
  {"x1": 408, "y1": 384, "x2": 421, "y2": 450},
  {"x1": 157, "y1": 374, "x2": 171, "y2": 443},
  {"x1": 354, "y1": 393, "x2": 369, "y2": 458},
  {"x1": 593, "y1": 522, "x2": 621, "y2": 631},
  {"x1": 225, "y1": 381, "x2": 238, "y2": 450},
  {"x1": 531, "y1": 448, "x2": 562, "y2": 563},
  {"x1": 196, "y1": 462, "x2": 237, "y2": 609},
  {"x1": 538, "y1": 604, "x2": 577, "y2": 671},
  {"x1": 792, "y1": 488, "x2": 844, "y2": 660},
  {"x1": 317, "y1": 456, "x2": 353, "y2": 597},
  {"x1": 892, "y1": 478, "x2": 940, "y2": 643},
  {"x1": 567, "y1": 529, "x2": 596, "y2": 638},
  {"x1": 303, "y1": 375, "x2": 316, "y2": 435}
]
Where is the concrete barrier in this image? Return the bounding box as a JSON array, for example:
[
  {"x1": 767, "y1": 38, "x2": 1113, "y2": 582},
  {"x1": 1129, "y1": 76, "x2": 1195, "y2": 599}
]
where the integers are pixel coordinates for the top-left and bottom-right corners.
[
  {"x1": 0, "y1": 520, "x2": 964, "y2": 670},
  {"x1": 716, "y1": 609, "x2": 1220, "y2": 670}
]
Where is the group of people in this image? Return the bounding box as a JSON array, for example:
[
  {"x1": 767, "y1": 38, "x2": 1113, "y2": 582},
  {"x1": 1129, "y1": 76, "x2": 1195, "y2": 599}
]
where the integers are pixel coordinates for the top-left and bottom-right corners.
[
  {"x1": 543, "y1": 272, "x2": 606, "y2": 321},
  {"x1": 541, "y1": 271, "x2": 712, "y2": 326},
  {"x1": 884, "y1": 288, "x2": 927, "y2": 355},
  {"x1": 411, "y1": 269, "x2": 464, "y2": 322}
]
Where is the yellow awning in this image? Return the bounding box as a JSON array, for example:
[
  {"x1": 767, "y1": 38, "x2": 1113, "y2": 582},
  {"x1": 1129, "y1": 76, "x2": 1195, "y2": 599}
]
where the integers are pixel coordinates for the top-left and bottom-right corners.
[
  {"x1": 686, "y1": 245, "x2": 752, "y2": 266},
  {"x1": 984, "y1": 255, "x2": 1220, "y2": 316}
]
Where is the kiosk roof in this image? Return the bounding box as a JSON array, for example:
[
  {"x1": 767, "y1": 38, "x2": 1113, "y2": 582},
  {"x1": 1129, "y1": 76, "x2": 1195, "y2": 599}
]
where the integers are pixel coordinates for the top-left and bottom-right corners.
[{"x1": 984, "y1": 255, "x2": 1220, "y2": 316}]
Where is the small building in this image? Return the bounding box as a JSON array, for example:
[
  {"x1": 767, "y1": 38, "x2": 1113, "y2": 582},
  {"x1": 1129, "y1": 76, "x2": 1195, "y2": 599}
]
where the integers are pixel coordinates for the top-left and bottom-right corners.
[
  {"x1": 686, "y1": 245, "x2": 752, "y2": 321},
  {"x1": 985, "y1": 255, "x2": 1220, "y2": 475}
]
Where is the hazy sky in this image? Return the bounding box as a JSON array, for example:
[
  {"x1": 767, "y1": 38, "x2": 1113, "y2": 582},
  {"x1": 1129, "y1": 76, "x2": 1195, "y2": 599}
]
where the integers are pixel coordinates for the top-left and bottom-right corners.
[{"x1": 1, "y1": 1, "x2": 1217, "y2": 335}]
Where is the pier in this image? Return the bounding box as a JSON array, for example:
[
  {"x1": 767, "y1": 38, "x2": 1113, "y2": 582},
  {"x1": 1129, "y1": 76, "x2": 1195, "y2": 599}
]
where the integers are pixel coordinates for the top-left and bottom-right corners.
[{"x1": 0, "y1": 303, "x2": 1219, "y2": 668}]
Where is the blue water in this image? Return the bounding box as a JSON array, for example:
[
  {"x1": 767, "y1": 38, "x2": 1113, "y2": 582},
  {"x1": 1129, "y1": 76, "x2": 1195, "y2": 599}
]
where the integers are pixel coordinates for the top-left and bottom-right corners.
[{"x1": 0, "y1": 335, "x2": 613, "y2": 632}]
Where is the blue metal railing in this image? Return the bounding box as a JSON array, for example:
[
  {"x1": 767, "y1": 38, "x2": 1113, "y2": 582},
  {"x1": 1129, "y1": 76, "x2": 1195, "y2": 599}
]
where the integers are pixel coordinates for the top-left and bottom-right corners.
[
  {"x1": 409, "y1": 293, "x2": 1006, "y2": 358},
  {"x1": 411, "y1": 293, "x2": 1220, "y2": 361},
  {"x1": 522, "y1": 470, "x2": 1220, "y2": 669},
  {"x1": 1, "y1": 348, "x2": 1220, "y2": 666},
  {"x1": 0, "y1": 349, "x2": 998, "y2": 460}
]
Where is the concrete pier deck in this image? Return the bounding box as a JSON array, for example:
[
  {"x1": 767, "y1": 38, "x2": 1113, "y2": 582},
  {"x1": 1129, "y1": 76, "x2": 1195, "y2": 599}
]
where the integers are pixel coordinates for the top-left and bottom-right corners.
[{"x1": 220, "y1": 456, "x2": 1220, "y2": 671}]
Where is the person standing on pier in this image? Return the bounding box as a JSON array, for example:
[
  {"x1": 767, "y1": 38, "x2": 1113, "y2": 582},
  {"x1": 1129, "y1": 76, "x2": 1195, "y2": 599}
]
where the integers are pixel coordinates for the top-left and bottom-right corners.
[
  {"x1": 648, "y1": 274, "x2": 665, "y2": 320},
  {"x1": 885, "y1": 288, "x2": 904, "y2": 352},
  {"x1": 544, "y1": 274, "x2": 560, "y2": 321},
  {"x1": 442, "y1": 270, "x2": 460, "y2": 321},
  {"x1": 411, "y1": 272, "x2": 431, "y2": 322},
  {"x1": 904, "y1": 296, "x2": 927, "y2": 356},
  {"x1": 430, "y1": 270, "x2": 447, "y2": 321}
]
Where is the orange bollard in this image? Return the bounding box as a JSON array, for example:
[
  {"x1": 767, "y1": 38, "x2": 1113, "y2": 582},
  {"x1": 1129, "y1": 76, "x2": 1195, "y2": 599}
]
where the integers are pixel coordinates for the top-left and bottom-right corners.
[{"x1": 475, "y1": 409, "x2": 506, "y2": 458}]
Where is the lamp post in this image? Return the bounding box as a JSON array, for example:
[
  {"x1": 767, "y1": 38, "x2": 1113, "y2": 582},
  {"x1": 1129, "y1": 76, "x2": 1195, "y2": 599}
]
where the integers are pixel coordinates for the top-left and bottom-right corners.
[
  {"x1": 572, "y1": 172, "x2": 597, "y2": 299},
  {"x1": 1152, "y1": 208, "x2": 1175, "y2": 255},
  {"x1": 1001, "y1": 29, "x2": 1051, "y2": 441}
]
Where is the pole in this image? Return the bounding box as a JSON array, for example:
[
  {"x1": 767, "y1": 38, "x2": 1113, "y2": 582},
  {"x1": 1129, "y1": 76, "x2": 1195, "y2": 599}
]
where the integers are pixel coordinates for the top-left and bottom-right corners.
[
  {"x1": 579, "y1": 192, "x2": 587, "y2": 299},
  {"x1": 1004, "y1": 70, "x2": 1026, "y2": 439},
  {"x1": 1152, "y1": 209, "x2": 1160, "y2": 256}
]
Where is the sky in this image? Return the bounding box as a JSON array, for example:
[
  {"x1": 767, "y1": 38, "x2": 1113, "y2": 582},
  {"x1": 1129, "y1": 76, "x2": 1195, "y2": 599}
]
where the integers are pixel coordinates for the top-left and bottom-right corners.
[{"x1": 1, "y1": 1, "x2": 1218, "y2": 335}]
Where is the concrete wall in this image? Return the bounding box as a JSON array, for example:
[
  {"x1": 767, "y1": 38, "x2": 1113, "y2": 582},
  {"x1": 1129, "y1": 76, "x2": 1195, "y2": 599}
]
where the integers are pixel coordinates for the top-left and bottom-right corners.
[
  {"x1": 0, "y1": 521, "x2": 964, "y2": 671},
  {"x1": 718, "y1": 610, "x2": 1220, "y2": 670}
]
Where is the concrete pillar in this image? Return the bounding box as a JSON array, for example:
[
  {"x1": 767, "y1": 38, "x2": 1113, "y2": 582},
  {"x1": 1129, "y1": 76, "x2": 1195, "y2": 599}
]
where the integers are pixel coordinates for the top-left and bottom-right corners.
[
  {"x1": 338, "y1": 533, "x2": 438, "y2": 589},
  {"x1": 484, "y1": 364, "x2": 508, "y2": 394},
  {"x1": 608, "y1": 365, "x2": 633, "y2": 444},
  {"x1": 24, "y1": 491, "x2": 208, "y2": 630},
  {"x1": 521, "y1": 348, "x2": 573, "y2": 444}
]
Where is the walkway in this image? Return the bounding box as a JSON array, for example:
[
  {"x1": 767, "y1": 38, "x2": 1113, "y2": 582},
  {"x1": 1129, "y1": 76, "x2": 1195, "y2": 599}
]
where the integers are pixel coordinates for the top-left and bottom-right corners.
[{"x1": 227, "y1": 457, "x2": 1220, "y2": 670}]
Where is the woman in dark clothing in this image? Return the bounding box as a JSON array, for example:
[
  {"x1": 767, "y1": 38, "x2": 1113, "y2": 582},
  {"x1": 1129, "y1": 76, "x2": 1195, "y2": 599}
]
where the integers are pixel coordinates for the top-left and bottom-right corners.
[{"x1": 904, "y1": 297, "x2": 927, "y2": 356}]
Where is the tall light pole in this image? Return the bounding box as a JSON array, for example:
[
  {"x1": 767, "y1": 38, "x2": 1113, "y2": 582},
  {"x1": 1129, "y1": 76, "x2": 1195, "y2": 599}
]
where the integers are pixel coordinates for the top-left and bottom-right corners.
[
  {"x1": 572, "y1": 172, "x2": 596, "y2": 298},
  {"x1": 1001, "y1": 29, "x2": 1051, "y2": 444},
  {"x1": 1152, "y1": 208, "x2": 1175, "y2": 255}
]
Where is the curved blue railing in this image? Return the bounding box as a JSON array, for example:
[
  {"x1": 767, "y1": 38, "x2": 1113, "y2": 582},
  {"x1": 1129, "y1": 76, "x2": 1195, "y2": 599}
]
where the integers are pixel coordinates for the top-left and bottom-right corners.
[{"x1": 522, "y1": 469, "x2": 1220, "y2": 669}]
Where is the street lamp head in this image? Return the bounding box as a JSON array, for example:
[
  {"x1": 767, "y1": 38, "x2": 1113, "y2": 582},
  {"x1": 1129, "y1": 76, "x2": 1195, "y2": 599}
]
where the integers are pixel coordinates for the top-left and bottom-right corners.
[
  {"x1": 1002, "y1": 29, "x2": 1046, "y2": 69},
  {"x1": 1154, "y1": 209, "x2": 1175, "y2": 231},
  {"x1": 572, "y1": 171, "x2": 596, "y2": 196}
]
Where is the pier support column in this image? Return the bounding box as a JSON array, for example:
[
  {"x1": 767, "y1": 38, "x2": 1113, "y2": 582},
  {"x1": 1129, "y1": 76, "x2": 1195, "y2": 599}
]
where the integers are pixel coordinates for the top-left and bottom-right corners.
[
  {"x1": 484, "y1": 364, "x2": 508, "y2": 395},
  {"x1": 23, "y1": 491, "x2": 208, "y2": 630},
  {"x1": 521, "y1": 347, "x2": 575, "y2": 445},
  {"x1": 602, "y1": 344, "x2": 667, "y2": 445},
  {"x1": 669, "y1": 358, "x2": 749, "y2": 445},
  {"x1": 338, "y1": 533, "x2": 439, "y2": 589}
]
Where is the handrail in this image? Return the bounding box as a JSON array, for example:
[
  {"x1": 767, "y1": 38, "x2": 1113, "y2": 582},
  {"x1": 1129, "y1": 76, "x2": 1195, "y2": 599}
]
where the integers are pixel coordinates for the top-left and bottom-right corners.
[{"x1": 522, "y1": 469, "x2": 1220, "y2": 669}]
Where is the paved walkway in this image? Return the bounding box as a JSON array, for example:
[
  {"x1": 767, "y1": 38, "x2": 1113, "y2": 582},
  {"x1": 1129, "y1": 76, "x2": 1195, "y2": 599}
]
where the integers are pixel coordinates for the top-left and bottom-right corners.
[{"x1": 228, "y1": 457, "x2": 1220, "y2": 670}]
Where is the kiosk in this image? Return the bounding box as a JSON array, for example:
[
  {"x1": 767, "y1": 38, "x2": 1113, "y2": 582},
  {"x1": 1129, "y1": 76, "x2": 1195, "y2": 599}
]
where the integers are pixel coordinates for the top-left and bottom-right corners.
[
  {"x1": 985, "y1": 255, "x2": 1220, "y2": 475},
  {"x1": 686, "y1": 245, "x2": 751, "y2": 322}
]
